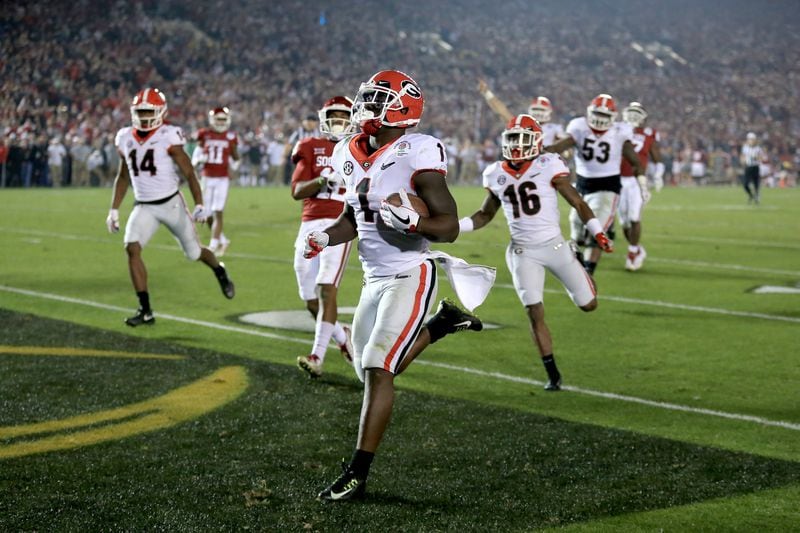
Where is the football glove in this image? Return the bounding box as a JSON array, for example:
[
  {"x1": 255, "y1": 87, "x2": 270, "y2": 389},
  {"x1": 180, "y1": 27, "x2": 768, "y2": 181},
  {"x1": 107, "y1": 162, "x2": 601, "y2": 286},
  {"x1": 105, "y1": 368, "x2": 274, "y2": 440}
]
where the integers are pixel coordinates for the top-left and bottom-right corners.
[
  {"x1": 192, "y1": 204, "x2": 208, "y2": 223},
  {"x1": 380, "y1": 189, "x2": 420, "y2": 234},
  {"x1": 303, "y1": 231, "x2": 329, "y2": 259},
  {"x1": 106, "y1": 208, "x2": 119, "y2": 234},
  {"x1": 637, "y1": 175, "x2": 652, "y2": 204},
  {"x1": 595, "y1": 232, "x2": 614, "y2": 253}
]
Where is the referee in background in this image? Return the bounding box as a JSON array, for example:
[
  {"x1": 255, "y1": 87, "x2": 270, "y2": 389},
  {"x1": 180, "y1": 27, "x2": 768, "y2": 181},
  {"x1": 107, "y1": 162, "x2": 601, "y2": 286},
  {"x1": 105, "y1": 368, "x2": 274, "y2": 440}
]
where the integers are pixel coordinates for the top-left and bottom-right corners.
[{"x1": 740, "y1": 132, "x2": 764, "y2": 204}]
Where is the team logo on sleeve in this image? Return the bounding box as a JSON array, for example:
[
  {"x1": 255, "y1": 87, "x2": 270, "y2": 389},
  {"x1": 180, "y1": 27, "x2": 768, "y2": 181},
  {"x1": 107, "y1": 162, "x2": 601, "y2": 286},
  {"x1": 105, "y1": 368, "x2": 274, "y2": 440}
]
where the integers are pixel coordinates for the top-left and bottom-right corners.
[
  {"x1": 497, "y1": 176, "x2": 506, "y2": 185},
  {"x1": 395, "y1": 141, "x2": 411, "y2": 157},
  {"x1": 343, "y1": 161, "x2": 354, "y2": 175}
]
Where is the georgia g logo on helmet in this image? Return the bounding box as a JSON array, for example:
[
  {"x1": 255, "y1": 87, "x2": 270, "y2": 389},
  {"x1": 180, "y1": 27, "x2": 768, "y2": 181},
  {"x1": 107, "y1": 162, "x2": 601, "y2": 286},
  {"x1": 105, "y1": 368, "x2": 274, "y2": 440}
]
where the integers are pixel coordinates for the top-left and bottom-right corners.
[{"x1": 351, "y1": 70, "x2": 424, "y2": 136}]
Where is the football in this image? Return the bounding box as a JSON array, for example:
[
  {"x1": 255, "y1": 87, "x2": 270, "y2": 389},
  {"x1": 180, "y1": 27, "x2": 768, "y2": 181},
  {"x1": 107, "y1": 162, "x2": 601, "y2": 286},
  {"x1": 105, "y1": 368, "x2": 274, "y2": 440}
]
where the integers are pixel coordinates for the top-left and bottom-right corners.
[{"x1": 385, "y1": 191, "x2": 430, "y2": 217}]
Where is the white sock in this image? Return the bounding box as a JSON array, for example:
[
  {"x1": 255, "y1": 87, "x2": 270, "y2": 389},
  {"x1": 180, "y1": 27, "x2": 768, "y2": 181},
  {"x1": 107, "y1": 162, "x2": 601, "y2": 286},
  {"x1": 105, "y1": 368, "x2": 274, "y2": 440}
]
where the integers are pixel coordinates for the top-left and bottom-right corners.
[
  {"x1": 220, "y1": 233, "x2": 230, "y2": 245},
  {"x1": 313, "y1": 321, "x2": 336, "y2": 359},
  {"x1": 209, "y1": 238, "x2": 219, "y2": 250},
  {"x1": 331, "y1": 322, "x2": 346, "y2": 345},
  {"x1": 628, "y1": 245, "x2": 640, "y2": 254}
]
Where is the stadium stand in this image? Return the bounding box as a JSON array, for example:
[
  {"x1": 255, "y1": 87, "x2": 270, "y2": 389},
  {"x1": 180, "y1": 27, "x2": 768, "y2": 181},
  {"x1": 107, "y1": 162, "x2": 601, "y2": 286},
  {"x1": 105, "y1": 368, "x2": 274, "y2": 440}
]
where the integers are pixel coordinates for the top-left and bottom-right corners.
[{"x1": 1, "y1": 0, "x2": 798, "y2": 187}]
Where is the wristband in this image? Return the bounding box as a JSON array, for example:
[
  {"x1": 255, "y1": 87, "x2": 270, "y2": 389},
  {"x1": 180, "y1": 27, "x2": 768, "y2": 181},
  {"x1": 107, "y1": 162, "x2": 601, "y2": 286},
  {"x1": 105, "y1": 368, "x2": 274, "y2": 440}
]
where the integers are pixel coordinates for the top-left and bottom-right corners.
[
  {"x1": 109, "y1": 208, "x2": 119, "y2": 218},
  {"x1": 483, "y1": 89, "x2": 495, "y2": 101},
  {"x1": 458, "y1": 217, "x2": 474, "y2": 233},
  {"x1": 586, "y1": 217, "x2": 604, "y2": 237}
]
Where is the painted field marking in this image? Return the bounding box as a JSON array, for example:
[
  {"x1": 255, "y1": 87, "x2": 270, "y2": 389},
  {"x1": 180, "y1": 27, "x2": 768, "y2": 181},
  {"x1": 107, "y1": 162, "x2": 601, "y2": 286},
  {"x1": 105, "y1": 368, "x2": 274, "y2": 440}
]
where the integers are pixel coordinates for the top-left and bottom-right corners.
[
  {"x1": 0, "y1": 345, "x2": 185, "y2": 360},
  {"x1": 5, "y1": 226, "x2": 798, "y2": 276},
  {"x1": 0, "y1": 366, "x2": 248, "y2": 459},
  {"x1": 1, "y1": 284, "x2": 798, "y2": 432}
]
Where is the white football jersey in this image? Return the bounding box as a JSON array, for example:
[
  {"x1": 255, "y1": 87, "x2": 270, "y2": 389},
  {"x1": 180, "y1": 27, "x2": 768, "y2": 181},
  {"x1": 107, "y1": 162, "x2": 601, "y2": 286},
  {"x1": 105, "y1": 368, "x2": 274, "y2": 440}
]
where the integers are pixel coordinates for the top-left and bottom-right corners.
[
  {"x1": 483, "y1": 154, "x2": 570, "y2": 246},
  {"x1": 332, "y1": 132, "x2": 448, "y2": 277},
  {"x1": 115, "y1": 125, "x2": 186, "y2": 202},
  {"x1": 566, "y1": 117, "x2": 634, "y2": 178},
  {"x1": 542, "y1": 122, "x2": 566, "y2": 147}
]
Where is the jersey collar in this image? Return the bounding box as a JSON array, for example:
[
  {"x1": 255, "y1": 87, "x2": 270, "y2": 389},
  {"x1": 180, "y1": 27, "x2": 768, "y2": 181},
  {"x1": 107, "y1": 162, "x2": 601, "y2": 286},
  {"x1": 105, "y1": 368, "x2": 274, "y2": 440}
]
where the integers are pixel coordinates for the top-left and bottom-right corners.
[
  {"x1": 502, "y1": 160, "x2": 533, "y2": 178},
  {"x1": 348, "y1": 133, "x2": 401, "y2": 172},
  {"x1": 132, "y1": 127, "x2": 160, "y2": 144}
]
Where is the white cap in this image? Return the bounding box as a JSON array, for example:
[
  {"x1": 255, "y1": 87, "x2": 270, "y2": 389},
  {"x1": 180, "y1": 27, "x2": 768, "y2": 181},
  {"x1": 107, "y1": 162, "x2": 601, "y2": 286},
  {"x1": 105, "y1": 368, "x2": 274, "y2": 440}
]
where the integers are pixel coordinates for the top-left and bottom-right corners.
[{"x1": 746, "y1": 132, "x2": 757, "y2": 140}]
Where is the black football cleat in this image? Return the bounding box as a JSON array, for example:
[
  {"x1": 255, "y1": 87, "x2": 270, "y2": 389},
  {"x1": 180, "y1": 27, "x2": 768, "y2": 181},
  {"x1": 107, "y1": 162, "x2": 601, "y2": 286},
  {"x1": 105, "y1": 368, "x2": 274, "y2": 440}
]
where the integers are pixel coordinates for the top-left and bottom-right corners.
[
  {"x1": 318, "y1": 463, "x2": 367, "y2": 502},
  {"x1": 215, "y1": 263, "x2": 235, "y2": 299},
  {"x1": 544, "y1": 377, "x2": 562, "y2": 391},
  {"x1": 125, "y1": 308, "x2": 155, "y2": 327},
  {"x1": 433, "y1": 299, "x2": 483, "y2": 334}
]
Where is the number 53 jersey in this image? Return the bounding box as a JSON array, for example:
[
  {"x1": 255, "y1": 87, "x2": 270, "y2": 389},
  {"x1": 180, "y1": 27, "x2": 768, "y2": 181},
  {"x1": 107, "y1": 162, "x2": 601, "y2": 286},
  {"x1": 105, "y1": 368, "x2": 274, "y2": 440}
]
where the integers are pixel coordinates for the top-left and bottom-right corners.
[
  {"x1": 115, "y1": 125, "x2": 186, "y2": 202},
  {"x1": 483, "y1": 154, "x2": 571, "y2": 246},
  {"x1": 331, "y1": 132, "x2": 448, "y2": 277},
  {"x1": 566, "y1": 117, "x2": 634, "y2": 178}
]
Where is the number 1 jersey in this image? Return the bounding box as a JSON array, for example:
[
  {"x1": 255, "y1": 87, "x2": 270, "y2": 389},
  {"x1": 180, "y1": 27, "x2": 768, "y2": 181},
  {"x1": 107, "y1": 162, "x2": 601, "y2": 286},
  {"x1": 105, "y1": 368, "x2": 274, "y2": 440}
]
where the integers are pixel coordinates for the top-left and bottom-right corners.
[
  {"x1": 115, "y1": 125, "x2": 185, "y2": 202},
  {"x1": 331, "y1": 132, "x2": 448, "y2": 277}
]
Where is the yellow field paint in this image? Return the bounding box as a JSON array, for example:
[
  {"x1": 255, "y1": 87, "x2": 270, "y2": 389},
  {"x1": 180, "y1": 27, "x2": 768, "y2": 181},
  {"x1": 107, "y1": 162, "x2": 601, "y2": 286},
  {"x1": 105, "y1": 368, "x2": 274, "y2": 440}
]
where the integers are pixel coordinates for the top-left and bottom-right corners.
[
  {"x1": 0, "y1": 345, "x2": 185, "y2": 360},
  {"x1": 0, "y1": 366, "x2": 248, "y2": 459}
]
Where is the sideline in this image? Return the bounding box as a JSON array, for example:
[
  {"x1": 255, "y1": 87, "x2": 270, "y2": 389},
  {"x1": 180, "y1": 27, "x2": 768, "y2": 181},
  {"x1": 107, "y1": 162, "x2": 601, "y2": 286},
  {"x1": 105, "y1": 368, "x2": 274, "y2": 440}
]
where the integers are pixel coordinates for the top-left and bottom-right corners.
[{"x1": 1, "y1": 284, "x2": 798, "y2": 432}]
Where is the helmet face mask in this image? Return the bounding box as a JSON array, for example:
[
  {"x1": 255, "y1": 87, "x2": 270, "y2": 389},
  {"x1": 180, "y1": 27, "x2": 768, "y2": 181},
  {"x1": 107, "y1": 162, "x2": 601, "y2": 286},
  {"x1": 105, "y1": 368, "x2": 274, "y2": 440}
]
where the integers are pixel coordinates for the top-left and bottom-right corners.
[
  {"x1": 622, "y1": 102, "x2": 648, "y2": 128},
  {"x1": 586, "y1": 94, "x2": 617, "y2": 131},
  {"x1": 209, "y1": 107, "x2": 231, "y2": 133},
  {"x1": 502, "y1": 114, "x2": 543, "y2": 162},
  {"x1": 131, "y1": 88, "x2": 167, "y2": 131},
  {"x1": 318, "y1": 96, "x2": 355, "y2": 140},
  {"x1": 351, "y1": 70, "x2": 423, "y2": 135}
]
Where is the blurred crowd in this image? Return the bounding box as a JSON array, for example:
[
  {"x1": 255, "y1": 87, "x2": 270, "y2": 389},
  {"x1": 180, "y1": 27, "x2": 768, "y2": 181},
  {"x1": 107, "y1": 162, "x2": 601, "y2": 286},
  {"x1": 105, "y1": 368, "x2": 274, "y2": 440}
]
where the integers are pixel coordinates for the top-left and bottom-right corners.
[{"x1": 2, "y1": 0, "x2": 798, "y2": 188}]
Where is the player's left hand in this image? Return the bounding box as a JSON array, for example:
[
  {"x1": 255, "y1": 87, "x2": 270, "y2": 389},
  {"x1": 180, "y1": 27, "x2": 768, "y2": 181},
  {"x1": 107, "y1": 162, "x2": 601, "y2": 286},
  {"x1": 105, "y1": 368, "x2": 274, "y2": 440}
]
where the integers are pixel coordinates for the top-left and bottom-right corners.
[
  {"x1": 303, "y1": 231, "x2": 329, "y2": 259},
  {"x1": 595, "y1": 232, "x2": 614, "y2": 253},
  {"x1": 192, "y1": 204, "x2": 208, "y2": 223},
  {"x1": 106, "y1": 209, "x2": 119, "y2": 234},
  {"x1": 380, "y1": 189, "x2": 420, "y2": 234},
  {"x1": 641, "y1": 188, "x2": 652, "y2": 204}
]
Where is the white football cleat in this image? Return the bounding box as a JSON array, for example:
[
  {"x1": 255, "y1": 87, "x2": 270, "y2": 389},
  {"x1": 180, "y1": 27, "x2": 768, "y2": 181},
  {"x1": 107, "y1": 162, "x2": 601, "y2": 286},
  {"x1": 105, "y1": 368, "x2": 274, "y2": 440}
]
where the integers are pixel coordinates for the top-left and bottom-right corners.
[
  {"x1": 338, "y1": 326, "x2": 354, "y2": 365},
  {"x1": 297, "y1": 354, "x2": 322, "y2": 377},
  {"x1": 626, "y1": 246, "x2": 647, "y2": 271}
]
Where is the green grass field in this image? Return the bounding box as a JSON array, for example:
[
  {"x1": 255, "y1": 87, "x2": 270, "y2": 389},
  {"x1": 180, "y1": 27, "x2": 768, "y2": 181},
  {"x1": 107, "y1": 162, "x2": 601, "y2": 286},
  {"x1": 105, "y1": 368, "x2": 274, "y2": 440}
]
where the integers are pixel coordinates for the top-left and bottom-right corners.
[{"x1": 1, "y1": 184, "x2": 798, "y2": 531}]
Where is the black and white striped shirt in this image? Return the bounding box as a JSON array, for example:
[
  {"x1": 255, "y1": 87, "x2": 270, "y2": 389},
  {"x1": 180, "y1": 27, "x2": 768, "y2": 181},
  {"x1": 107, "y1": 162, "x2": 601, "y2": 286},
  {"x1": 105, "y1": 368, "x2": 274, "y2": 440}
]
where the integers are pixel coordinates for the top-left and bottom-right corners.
[{"x1": 742, "y1": 144, "x2": 764, "y2": 167}]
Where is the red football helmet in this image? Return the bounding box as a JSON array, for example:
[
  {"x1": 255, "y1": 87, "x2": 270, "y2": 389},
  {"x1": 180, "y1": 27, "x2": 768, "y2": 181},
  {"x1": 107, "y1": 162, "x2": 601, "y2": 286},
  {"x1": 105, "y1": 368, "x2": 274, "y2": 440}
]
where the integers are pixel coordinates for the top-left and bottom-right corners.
[
  {"x1": 318, "y1": 96, "x2": 355, "y2": 140},
  {"x1": 527, "y1": 96, "x2": 553, "y2": 124},
  {"x1": 131, "y1": 88, "x2": 167, "y2": 131},
  {"x1": 586, "y1": 93, "x2": 617, "y2": 131},
  {"x1": 622, "y1": 101, "x2": 648, "y2": 128},
  {"x1": 209, "y1": 107, "x2": 232, "y2": 132},
  {"x1": 502, "y1": 114, "x2": 543, "y2": 162},
  {"x1": 351, "y1": 70, "x2": 424, "y2": 135}
]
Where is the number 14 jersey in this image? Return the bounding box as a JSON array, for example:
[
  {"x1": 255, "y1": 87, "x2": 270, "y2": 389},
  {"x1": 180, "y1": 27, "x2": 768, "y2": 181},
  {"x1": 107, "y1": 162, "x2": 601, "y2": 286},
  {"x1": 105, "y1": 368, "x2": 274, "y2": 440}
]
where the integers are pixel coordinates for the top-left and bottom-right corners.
[
  {"x1": 115, "y1": 124, "x2": 185, "y2": 202},
  {"x1": 483, "y1": 154, "x2": 571, "y2": 246}
]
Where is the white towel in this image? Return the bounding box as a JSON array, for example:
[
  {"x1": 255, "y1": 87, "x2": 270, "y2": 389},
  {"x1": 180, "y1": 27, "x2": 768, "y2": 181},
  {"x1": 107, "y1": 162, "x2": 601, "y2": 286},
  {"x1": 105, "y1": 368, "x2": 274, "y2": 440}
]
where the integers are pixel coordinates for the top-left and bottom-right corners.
[{"x1": 427, "y1": 251, "x2": 496, "y2": 311}]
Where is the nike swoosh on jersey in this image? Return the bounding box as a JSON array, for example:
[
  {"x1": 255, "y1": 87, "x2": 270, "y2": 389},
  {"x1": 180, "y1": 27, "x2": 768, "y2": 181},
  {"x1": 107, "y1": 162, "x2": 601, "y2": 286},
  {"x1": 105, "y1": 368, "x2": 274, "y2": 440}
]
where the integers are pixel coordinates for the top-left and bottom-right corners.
[{"x1": 380, "y1": 161, "x2": 396, "y2": 170}]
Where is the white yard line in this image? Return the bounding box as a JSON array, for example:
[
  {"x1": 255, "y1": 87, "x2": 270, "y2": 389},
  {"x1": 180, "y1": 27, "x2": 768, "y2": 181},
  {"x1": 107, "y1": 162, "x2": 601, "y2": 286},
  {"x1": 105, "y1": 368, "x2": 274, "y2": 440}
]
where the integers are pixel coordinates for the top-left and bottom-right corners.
[{"x1": 1, "y1": 284, "x2": 798, "y2": 432}]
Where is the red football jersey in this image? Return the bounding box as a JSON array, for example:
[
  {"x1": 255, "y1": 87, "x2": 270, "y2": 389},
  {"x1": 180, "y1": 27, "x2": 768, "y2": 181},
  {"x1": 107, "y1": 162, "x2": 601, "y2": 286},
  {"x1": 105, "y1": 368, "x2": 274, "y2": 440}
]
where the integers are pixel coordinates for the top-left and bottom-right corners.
[
  {"x1": 620, "y1": 126, "x2": 659, "y2": 177},
  {"x1": 291, "y1": 136, "x2": 346, "y2": 221},
  {"x1": 197, "y1": 128, "x2": 238, "y2": 178}
]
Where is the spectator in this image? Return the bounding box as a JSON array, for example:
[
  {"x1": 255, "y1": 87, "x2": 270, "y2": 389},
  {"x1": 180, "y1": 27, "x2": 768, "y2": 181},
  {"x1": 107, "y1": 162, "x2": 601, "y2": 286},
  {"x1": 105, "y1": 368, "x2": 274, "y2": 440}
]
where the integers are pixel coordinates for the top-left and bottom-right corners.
[{"x1": 47, "y1": 136, "x2": 68, "y2": 187}]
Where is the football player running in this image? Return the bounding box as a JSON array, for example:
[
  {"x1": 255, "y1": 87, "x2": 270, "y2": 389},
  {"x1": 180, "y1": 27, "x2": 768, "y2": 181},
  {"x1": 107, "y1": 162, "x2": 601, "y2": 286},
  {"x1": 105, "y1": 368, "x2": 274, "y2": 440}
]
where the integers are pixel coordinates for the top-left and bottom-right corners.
[
  {"x1": 291, "y1": 96, "x2": 357, "y2": 377},
  {"x1": 459, "y1": 114, "x2": 608, "y2": 390},
  {"x1": 618, "y1": 102, "x2": 664, "y2": 271},
  {"x1": 306, "y1": 70, "x2": 483, "y2": 501},
  {"x1": 192, "y1": 106, "x2": 240, "y2": 256},
  {"x1": 546, "y1": 94, "x2": 645, "y2": 275},
  {"x1": 107, "y1": 89, "x2": 235, "y2": 327}
]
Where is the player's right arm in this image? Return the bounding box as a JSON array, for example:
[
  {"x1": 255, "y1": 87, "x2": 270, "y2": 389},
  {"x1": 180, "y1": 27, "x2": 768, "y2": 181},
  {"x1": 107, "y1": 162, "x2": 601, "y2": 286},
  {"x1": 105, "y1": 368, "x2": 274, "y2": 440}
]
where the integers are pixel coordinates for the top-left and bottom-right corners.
[
  {"x1": 106, "y1": 155, "x2": 130, "y2": 233},
  {"x1": 545, "y1": 135, "x2": 576, "y2": 154},
  {"x1": 303, "y1": 203, "x2": 357, "y2": 259},
  {"x1": 458, "y1": 190, "x2": 501, "y2": 234}
]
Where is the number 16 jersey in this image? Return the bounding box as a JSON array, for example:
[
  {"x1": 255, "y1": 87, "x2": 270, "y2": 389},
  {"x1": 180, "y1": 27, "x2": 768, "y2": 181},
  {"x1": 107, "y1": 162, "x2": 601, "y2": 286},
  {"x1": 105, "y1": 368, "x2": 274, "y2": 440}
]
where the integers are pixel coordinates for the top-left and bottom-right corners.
[
  {"x1": 483, "y1": 154, "x2": 570, "y2": 246},
  {"x1": 331, "y1": 132, "x2": 448, "y2": 277},
  {"x1": 115, "y1": 124, "x2": 185, "y2": 202}
]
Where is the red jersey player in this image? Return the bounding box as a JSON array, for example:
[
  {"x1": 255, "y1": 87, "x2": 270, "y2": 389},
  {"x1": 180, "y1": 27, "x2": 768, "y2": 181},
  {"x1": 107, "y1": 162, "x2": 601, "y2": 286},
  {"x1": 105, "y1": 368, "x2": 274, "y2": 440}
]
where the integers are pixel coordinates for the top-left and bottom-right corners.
[
  {"x1": 291, "y1": 96, "x2": 357, "y2": 377},
  {"x1": 619, "y1": 102, "x2": 663, "y2": 271},
  {"x1": 192, "y1": 107, "x2": 240, "y2": 256}
]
